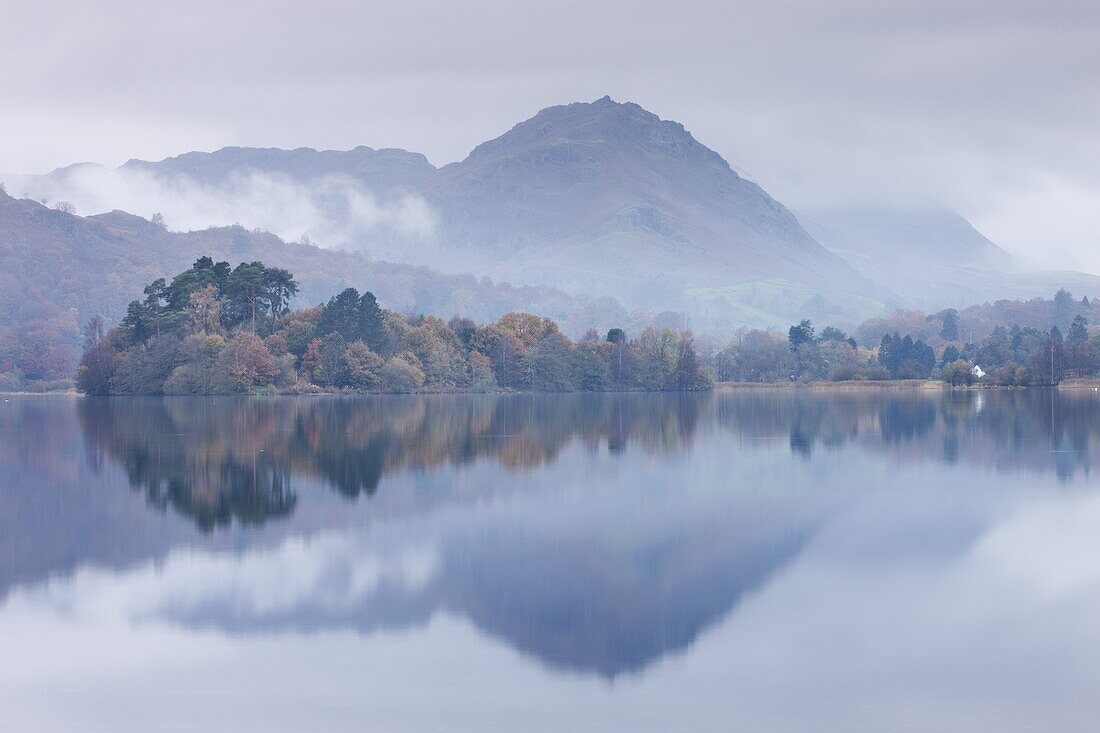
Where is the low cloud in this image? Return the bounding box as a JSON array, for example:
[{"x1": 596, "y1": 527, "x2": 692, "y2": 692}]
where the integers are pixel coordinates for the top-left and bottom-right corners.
[{"x1": 8, "y1": 165, "x2": 438, "y2": 250}]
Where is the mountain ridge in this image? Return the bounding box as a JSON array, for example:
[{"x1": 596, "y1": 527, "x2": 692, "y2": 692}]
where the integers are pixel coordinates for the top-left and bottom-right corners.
[
  {"x1": 22, "y1": 97, "x2": 882, "y2": 323},
  {"x1": 12, "y1": 95, "x2": 1097, "y2": 324},
  {"x1": 803, "y1": 205, "x2": 1100, "y2": 310}
]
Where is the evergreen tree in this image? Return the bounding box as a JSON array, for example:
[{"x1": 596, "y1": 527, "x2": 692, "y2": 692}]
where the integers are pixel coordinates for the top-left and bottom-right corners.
[
  {"x1": 1068, "y1": 315, "x2": 1089, "y2": 344},
  {"x1": 788, "y1": 320, "x2": 814, "y2": 349},
  {"x1": 359, "y1": 291, "x2": 386, "y2": 353},
  {"x1": 317, "y1": 288, "x2": 362, "y2": 342},
  {"x1": 1054, "y1": 288, "x2": 1074, "y2": 332},
  {"x1": 939, "y1": 309, "x2": 959, "y2": 341},
  {"x1": 224, "y1": 262, "x2": 269, "y2": 331}
]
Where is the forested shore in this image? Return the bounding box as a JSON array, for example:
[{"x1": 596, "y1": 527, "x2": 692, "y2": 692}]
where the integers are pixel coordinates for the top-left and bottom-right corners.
[
  {"x1": 715, "y1": 289, "x2": 1099, "y2": 387},
  {"x1": 63, "y1": 257, "x2": 1100, "y2": 396},
  {"x1": 75, "y1": 258, "x2": 712, "y2": 395}
]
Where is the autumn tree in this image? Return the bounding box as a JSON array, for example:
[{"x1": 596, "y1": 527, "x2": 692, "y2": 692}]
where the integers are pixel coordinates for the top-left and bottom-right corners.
[
  {"x1": 299, "y1": 339, "x2": 323, "y2": 384},
  {"x1": 215, "y1": 332, "x2": 279, "y2": 392},
  {"x1": 186, "y1": 285, "x2": 224, "y2": 335},
  {"x1": 380, "y1": 353, "x2": 426, "y2": 392},
  {"x1": 344, "y1": 341, "x2": 384, "y2": 390}
]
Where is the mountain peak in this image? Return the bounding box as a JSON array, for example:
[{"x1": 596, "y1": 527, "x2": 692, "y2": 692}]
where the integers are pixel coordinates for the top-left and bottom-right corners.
[{"x1": 464, "y1": 97, "x2": 730, "y2": 175}]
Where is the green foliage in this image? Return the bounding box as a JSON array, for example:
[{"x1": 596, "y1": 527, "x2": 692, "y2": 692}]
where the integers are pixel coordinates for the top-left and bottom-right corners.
[
  {"x1": 528, "y1": 331, "x2": 577, "y2": 392},
  {"x1": 939, "y1": 309, "x2": 959, "y2": 341},
  {"x1": 164, "y1": 335, "x2": 226, "y2": 394},
  {"x1": 788, "y1": 319, "x2": 815, "y2": 349},
  {"x1": 878, "y1": 333, "x2": 935, "y2": 379},
  {"x1": 1069, "y1": 315, "x2": 1089, "y2": 344},
  {"x1": 381, "y1": 353, "x2": 426, "y2": 392},
  {"x1": 71, "y1": 259, "x2": 713, "y2": 395},
  {"x1": 315, "y1": 287, "x2": 389, "y2": 354},
  {"x1": 316, "y1": 333, "x2": 349, "y2": 387},
  {"x1": 344, "y1": 342, "x2": 384, "y2": 390},
  {"x1": 282, "y1": 317, "x2": 317, "y2": 358},
  {"x1": 109, "y1": 335, "x2": 183, "y2": 394},
  {"x1": 941, "y1": 359, "x2": 975, "y2": 386},
  {"x1": 1054, "y1": 287, "x2": 1074, "y2": 332},
  {"x1": 74, "y1": 258, "x2": 1100, "y2": 394},
  {"x1": 70, "y1": 256, "x2": 730, "y2": 394},
  {"x1": 573, "y1": 343, "x2": 611, "y2": 391}
]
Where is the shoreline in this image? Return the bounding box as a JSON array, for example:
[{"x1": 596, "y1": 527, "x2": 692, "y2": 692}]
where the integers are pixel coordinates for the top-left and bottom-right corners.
[
  {"x1": 1055, "y1": 378, "x2": 1100, "y2": 391},
  {"x1": 715, "y1": 380, "x2": 946, "y2": 391},
  {"x1": 6, "y1": 379, "x2": 1100, "y2": 397}
]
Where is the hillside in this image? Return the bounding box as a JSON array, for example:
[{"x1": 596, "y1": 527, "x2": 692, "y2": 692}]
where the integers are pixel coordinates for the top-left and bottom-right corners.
[
  {"x1": 121, "y1": 145, "x2": 435, "y2": 196},
  {"x1": 16, "y1": 97, "x2": 1100, "y2": 328},
  {"x1": 0, "y1": 190, "x2": 612, "y2": 384},
  {"x1": 804, "y1": 206, "x2": 1100, "y2": 310},
  {"x1": 422, "y1": 98, "x2": 876, "y2": 304},
  {"x1": 48, "y1": 97, "x2": 888, "y2": 328}
]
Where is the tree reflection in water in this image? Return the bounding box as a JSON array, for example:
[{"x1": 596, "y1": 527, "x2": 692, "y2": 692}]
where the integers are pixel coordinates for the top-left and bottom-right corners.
[
  {"x1": 76, "y1": 389, "x2": 1100, "y2": 532},
  {"x1": 76, "y1": 394, "x2": 708, "y2": 530},
  {"x1": 13, "y1": 388, "x2": 1100, "y2": 678}
]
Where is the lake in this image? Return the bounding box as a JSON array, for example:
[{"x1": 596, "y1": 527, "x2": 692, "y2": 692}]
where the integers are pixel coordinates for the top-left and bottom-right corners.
[{"x1": 2, "y1": 390, "x2": 1100, "y2": 731}]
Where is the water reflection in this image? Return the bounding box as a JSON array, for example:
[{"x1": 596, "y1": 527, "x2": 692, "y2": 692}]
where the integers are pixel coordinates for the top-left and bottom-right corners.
[
  {"x1": 76, "y1": 394, "x2": 707, "y2": 529},
  {"x1": 4, "y1": 389, "x2": 1100, "y2": 721},
  {"x1": 70, "y1": 391, "x2": 1100, "y2": 536},
  {"x1": 713, "y1": 389, "x2": 1100, "y2": 478}
]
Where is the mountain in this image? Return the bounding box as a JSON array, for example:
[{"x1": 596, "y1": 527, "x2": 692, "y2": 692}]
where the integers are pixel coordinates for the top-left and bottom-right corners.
[
  {"x1": 79, "y1": 97, "x2": 888, "y2": 328},
  {"x1": 803, "y1": 206, "x2": 1100, "y2": 310},
  {"x1": 19, "y1": 96, "x2": 1099, "y2": 330},
  {"x1": 2, "y1": 393, "x2": 841, "y2": 677},
  {"x1": 121, "y1": 145, "x2": 435, "y2": 197},
  {"x1": 421, "y1": 98, "x2": 876, "y2": 304}
]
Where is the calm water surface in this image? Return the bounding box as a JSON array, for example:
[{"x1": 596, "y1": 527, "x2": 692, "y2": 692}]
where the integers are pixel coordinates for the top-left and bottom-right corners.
[{"x1": 2, "y1": 391, "x2": 1100, "y2": 731}]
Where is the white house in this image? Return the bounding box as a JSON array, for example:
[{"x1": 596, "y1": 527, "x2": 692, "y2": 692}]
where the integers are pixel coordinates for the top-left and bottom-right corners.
[{"x1": 972, "y1": 365, "x2": 986, "y2": 379}]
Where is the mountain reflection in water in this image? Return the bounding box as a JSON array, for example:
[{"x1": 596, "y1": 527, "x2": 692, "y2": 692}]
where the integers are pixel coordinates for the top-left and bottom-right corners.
[{"x1": 2, "y1": 390, "x2": 1100, "y2": 685}]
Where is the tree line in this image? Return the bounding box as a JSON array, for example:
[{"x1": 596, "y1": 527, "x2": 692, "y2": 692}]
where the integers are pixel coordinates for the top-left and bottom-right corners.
[
  {"x1": 77, "y1": 257, "x2": 713, "y2": 395},
  {"x1": 716, "y1": 293, "x2": 1099, "y2": 387}
]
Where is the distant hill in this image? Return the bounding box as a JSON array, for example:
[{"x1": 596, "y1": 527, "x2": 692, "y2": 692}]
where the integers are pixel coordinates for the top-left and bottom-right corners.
[
  {"x1": 803, "y1": 206, "x2": 1100, "y2": 310},
  {"x1": 121, "y1": 145, "x2": 435, "y2": 197},
  {"x1": 0, "y1": 190, "x2": 626, "y2": 384}
]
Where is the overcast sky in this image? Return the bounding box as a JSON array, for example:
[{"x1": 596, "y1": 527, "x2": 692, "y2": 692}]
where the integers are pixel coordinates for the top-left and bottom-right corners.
[{"x1": 2, "y1": 0, "x2": 1098, "y2": 270}]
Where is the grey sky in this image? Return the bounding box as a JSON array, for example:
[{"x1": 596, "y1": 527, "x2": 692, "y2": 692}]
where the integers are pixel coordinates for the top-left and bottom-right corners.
[{"x1": 2, "y1": 0, "x2": 1098, "y2": 270}]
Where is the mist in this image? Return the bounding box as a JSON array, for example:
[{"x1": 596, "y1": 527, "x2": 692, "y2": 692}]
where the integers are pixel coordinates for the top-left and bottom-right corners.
[{"x1": 7, "y1": 166, "x2": 438, "y2": 253}]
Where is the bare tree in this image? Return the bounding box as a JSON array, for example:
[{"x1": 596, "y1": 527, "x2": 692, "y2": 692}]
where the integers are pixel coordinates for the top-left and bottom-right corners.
[{"x1": 83, "y1": 315, "x2": 106, "y2": 350}]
